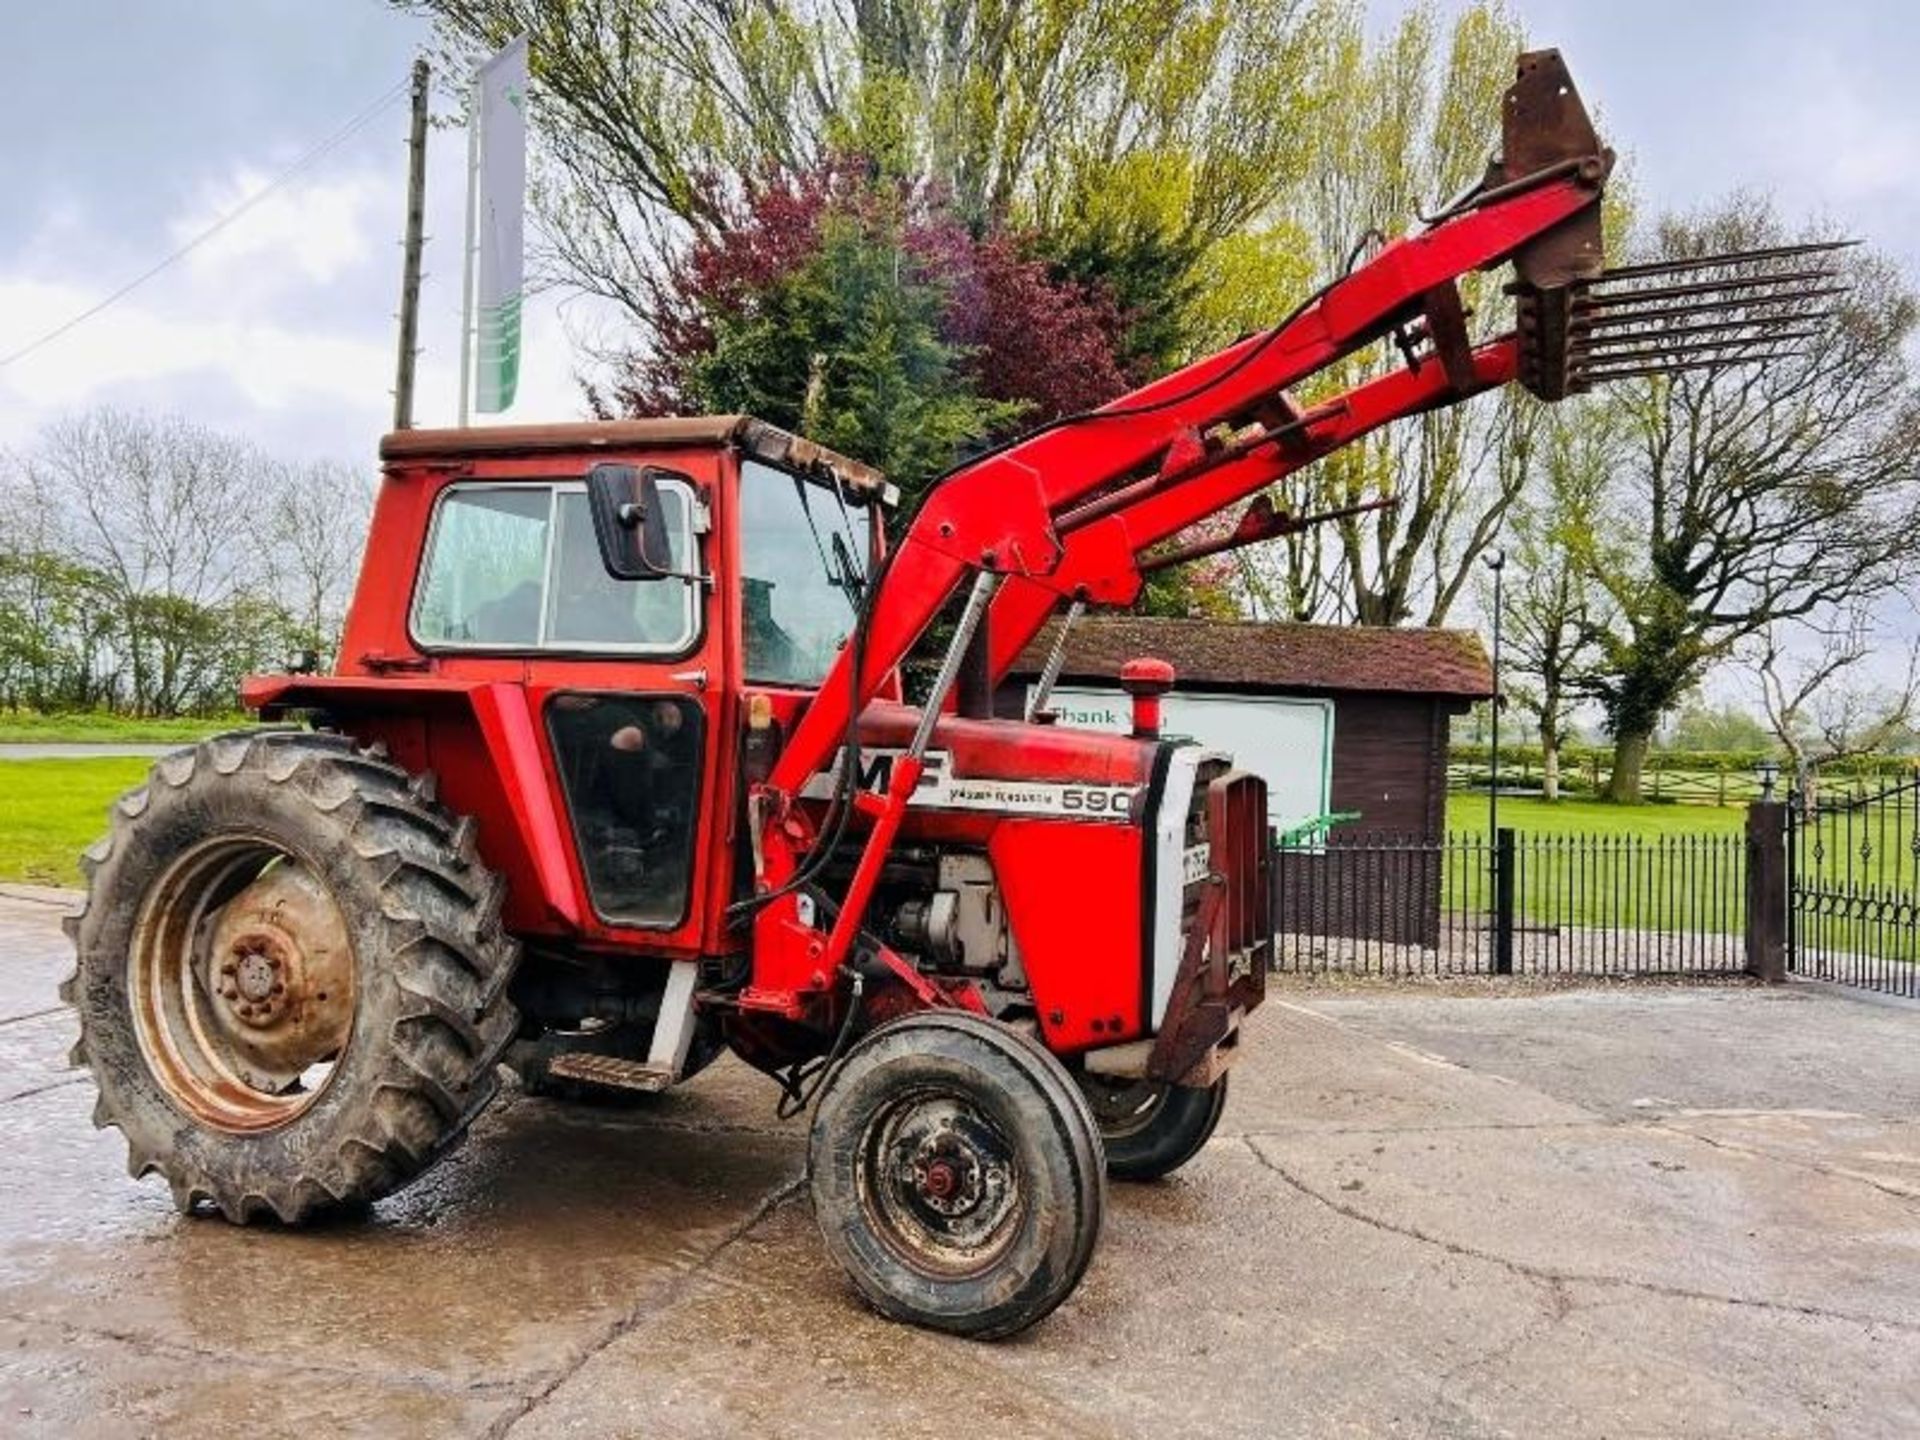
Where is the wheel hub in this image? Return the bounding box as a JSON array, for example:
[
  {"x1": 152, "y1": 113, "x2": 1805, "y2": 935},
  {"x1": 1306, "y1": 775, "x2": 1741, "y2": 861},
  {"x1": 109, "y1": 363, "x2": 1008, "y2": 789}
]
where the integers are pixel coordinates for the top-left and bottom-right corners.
[
  {"x1": 909, "y1": 1131, "x2": 985, "y2": 1216},
  {"x1": 220, "y1": 933, "x2": 290, "y2": 1025},
  {"x1": 863, "y1": 1094, "x2": 1022, "y2": 1275},
  {"x1": 131, "y1": 843, "x2": 358, "y2": 1132},
  {"x1": 204, "y1": 876, "x2": 353, "y2": 1075}
]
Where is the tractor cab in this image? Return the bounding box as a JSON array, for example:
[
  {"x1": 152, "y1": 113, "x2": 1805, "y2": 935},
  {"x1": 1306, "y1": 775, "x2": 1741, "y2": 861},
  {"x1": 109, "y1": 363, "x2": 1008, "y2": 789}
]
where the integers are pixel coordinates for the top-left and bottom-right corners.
[{"x1": 249, "y1": 418, "x2": 893, "y2": 954}]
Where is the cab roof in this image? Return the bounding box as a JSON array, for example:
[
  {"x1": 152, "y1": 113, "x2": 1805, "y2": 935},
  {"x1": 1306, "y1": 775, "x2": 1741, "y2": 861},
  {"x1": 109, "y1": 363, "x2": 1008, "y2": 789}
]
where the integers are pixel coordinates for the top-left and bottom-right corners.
[{"x1": 379, "y1": 415, "x2": 892, "y2": 501}]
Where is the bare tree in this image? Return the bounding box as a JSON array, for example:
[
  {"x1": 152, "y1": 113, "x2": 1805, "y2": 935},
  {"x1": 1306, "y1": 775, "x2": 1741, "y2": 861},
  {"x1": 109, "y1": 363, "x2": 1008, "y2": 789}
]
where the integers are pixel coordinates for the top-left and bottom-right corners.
[
  {"x1": 1756, "y1": 614, "x2": 1920, "y2": 806},
  {"x1": 250, "y1": 460, "x2": 377, "y2": 657},
  {"x1": 24, "y1": 411, "x2": 266, "y2": 714},
  {"x1": 12, "y1": 410, "x2": 373, "y2": 716}
]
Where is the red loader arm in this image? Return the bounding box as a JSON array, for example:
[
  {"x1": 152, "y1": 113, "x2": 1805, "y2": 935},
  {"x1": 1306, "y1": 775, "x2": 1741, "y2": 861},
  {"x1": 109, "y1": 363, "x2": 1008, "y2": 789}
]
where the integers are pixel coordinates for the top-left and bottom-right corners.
[
  {"x1": 766, "y1": 51, "x2": 1613, "y2": 808},
  {"x1": 748, "y1": 48, "x2": 1842, "y2": 1004}
]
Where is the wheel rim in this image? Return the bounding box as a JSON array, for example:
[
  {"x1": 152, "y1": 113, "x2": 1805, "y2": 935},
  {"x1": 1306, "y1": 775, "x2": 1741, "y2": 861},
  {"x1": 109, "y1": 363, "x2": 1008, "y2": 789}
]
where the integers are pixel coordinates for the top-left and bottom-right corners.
[
  {"x1": 857, "y1": 1087, "x2": 1026, "y2": 1278},
  {"x1": 128, "y1": 836, "x2": 356, "y2": 1133},
  {"x1": 1079, "y1": 1075, "x2": 1171, "y2": 1141}
]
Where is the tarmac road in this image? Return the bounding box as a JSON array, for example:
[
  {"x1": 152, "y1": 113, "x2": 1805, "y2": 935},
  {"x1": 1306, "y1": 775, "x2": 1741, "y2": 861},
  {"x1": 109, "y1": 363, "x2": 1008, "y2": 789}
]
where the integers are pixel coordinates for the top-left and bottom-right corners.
[{"x1": 1, "y1": 885, "x2": 1917, "y2": 1439}]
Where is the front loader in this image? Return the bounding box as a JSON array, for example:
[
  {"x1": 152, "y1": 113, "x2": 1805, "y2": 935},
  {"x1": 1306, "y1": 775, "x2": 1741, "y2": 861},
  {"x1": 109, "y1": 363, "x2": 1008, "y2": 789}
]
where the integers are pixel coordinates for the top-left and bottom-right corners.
[{"x1": 61, "y1": 52, "x2": 1844, "y2": 1338}]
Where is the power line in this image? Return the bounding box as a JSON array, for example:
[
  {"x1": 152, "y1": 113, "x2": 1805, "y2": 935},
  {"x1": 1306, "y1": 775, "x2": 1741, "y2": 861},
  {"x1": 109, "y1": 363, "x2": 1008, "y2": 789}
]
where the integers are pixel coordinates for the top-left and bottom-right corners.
[{"x1": 0, "y1": 75, "x2": 411, "y2": 371}]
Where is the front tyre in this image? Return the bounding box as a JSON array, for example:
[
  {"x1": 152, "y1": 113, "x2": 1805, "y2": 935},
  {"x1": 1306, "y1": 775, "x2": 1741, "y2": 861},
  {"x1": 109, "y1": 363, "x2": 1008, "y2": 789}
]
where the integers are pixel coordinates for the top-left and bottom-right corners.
[
  {"x1": 62, "y1": 731, "x2": 520, "y2": 1223},
  {"x1": 1078, "y1": 1073, "x2": 1229, "y2": 1181},
  {"x1": 808, "y1": 1011, "x2": 1105, "y2": 1340}
]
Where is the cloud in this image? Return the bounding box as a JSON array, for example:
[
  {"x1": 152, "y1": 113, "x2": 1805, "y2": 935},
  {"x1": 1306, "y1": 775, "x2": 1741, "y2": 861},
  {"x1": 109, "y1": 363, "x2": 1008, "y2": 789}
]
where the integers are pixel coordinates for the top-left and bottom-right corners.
[
  {"x1": 1754, "y1": 53, "x2": 1920, "y2": 203},
  {"x1": 0, "y1": 274, "x2": 392, "y2": 439},
  {"x1": 171, "y1": 164, "x2": 388, "y2": 288},
  {"x1": 0, "y1": 164, "x2": 398, "y2": 447}
]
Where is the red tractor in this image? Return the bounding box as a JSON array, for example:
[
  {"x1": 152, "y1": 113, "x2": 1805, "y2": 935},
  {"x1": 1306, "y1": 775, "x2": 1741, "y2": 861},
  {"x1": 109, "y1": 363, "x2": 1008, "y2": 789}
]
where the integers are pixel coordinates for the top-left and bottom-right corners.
[{"x1": 62, "y1": 54, "x2": 1834, "y2": 1337}]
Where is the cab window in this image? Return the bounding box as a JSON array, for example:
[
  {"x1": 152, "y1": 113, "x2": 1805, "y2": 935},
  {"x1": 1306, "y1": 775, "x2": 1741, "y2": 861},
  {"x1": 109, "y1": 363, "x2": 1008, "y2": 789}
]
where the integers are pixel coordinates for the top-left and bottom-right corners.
[
  {"x1": 412, "y1": 481, "x2": 699, "y2": 652},
  {"x1": 738, "y1": 459, "x2": 872, "y2": 685}
]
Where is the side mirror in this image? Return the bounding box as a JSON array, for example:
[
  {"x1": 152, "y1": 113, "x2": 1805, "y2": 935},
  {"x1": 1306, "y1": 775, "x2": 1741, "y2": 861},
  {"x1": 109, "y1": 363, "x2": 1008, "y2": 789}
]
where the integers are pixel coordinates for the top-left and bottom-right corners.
[{"x1": 587, "y1": 463, "x2": 677, "y2": 580}]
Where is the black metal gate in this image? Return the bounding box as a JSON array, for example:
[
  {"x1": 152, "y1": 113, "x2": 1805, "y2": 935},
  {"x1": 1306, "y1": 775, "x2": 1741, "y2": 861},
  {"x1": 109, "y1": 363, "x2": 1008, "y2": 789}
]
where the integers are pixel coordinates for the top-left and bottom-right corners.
[
  {"x1": 1788, "y1": 774, "x2": 1920, "y2": 999},
  {"x1": 1273, "y1": 827, "x2": 1748, "y2": 978}
]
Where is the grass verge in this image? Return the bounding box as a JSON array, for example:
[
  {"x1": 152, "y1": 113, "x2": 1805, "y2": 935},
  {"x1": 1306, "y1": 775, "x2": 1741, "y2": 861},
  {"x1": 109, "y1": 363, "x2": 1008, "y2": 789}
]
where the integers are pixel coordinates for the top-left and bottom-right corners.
[
  {"x1": 1444, "y1": 794, "x2": 1744, "y2": 838},
  {"x1": 0, "y1": 758, "x2": 152, "y2": 887},
  {"x1": 0, "y1": 712, "x2": 243, "y2": 744}
]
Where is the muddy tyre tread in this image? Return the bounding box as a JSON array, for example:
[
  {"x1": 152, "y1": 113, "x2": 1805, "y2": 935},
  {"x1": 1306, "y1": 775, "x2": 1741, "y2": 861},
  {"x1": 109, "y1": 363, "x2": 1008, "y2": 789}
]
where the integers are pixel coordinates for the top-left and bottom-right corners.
[
  {"x1": 61, "y1": 729, "x2": 519, "y2": 1225},
  {"x1": 809, "y1": 1010, "x2": 1106, "y2": 1340}
]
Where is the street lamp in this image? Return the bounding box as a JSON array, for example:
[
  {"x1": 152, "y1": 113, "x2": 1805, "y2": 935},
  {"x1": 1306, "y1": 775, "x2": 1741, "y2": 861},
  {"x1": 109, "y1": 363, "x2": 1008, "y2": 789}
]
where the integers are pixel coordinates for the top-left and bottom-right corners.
[
  {"x1": 1755, "y1": 757, "x2": 1780, "y2": 804},
  {"x1": 1485, "y1": 547, "x2": 1506, "y2": 840}
]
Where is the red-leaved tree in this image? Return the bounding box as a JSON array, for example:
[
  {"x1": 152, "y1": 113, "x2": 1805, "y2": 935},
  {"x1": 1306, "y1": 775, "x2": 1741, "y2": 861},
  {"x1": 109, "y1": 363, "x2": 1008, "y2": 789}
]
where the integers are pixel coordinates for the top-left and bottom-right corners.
[{"x1": 597, "y1": 162, "x2": 1133, "y2": 466}]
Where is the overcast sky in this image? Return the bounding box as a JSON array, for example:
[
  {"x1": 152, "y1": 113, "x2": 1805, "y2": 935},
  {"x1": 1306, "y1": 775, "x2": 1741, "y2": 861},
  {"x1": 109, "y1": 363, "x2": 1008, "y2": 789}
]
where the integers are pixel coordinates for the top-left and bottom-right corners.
[{"x1": 2, "y1": 0, "x2": 1916, "y2": 478}]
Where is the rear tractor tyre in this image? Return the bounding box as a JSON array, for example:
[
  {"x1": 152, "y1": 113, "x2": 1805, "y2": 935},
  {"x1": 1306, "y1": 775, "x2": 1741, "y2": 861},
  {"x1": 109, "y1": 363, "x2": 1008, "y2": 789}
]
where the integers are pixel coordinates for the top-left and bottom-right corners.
[
  {"x1": 1077, "y1": 1073, "x2": 1228, "y2": 1182},
  {"x1": 808, "y1": 1011, "x2": 1106, "y2": 1340},
  {"x1": 61, "y1": 730, "x2": 520, "y2": 1223}
]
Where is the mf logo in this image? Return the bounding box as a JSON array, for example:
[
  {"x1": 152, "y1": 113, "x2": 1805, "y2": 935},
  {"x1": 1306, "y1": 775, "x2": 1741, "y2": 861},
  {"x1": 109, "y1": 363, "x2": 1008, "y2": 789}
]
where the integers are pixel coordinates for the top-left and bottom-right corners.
[
  {"x1": 842, "y1": 747, "x2": 945, "y2": 794},
  {"x1": 802, "y1": 748, "x2": 1139, "y2": 821}
]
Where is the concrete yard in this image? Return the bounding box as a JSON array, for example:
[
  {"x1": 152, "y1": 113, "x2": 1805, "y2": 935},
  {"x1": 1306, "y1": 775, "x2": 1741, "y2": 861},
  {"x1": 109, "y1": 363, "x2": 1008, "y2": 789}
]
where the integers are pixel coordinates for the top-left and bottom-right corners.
[{"x1": 1, "y1": 886, "x2": 1916, "y2": 1438}]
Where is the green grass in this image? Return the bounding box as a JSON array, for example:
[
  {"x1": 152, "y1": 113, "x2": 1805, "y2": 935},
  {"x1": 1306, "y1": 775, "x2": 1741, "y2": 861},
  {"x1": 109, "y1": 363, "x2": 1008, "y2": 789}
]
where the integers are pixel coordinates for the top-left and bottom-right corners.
[
  {"x1": 1430, "y1": 795, "x2": 1748, "y2": 933},
  {"x1": 0, "y1": 758, "x2": 152, "y2": 886},
  {"x1": 1444, "y1": 795, "x2": 1744, "y2": 839},
  {"x1": 0, "y1": 711, "x2": 243, "y2": 744}
]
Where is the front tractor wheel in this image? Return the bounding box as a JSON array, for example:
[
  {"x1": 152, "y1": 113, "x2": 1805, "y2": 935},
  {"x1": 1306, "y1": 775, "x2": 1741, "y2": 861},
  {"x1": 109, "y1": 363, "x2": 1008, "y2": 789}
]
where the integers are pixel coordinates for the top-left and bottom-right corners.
[
  {"x1": 1077, "y1": 1073, "x2": 1229, "y2": 1182},
  {"x1": 808, "y1": 1011, "x2": 1106, "y2": 1340},
  {"x1": 62, "y1": 731, "x2": 520, "y2": 1223}
]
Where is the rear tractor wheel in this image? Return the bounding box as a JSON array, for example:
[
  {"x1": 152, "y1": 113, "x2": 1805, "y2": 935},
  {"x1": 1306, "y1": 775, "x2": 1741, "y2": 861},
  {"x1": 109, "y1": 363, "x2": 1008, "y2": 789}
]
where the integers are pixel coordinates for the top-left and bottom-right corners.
[
  {"x1": 61, "y1": 730, "x2": 520, "y2": 1223},
  {"x1": 808, "y1": 1011, "x2": 1106, "y2": 1340},
  {"x1": 1077, "y1": 1072, "x2": 1229, "y2": 1182}
]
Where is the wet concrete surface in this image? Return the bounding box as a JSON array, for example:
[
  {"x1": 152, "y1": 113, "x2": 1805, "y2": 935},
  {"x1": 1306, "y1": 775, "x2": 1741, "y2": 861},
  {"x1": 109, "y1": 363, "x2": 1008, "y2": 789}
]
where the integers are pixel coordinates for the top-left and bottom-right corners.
[{"x1": 2, "y1": 889, "x2": 1917, "y2": 1438}]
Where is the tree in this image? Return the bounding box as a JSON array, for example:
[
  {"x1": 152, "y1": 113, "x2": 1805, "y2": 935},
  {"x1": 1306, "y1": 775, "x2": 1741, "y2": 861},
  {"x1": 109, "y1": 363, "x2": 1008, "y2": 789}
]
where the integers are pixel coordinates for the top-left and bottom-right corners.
[
  {"x1": 1494, "y1": 412, "x2": 1609, "y2": 800},
  {"x1": 1755, "y1": 614, "x2": 1920, "y2": 800},
  {"x1": 1243, "y1": 0, "x2": 1537, "y2": 628},
  {"x1": 22, "y1": 411, "x2": 261, "y2": 715},
  {"x1": 5, "y1": 410, "x2": 374, "y2": 716},
  {"x1": 1581, "y1": 199, "x2": 1920, "y2": 802},
  {"x1": 1666, "y1": 701, "x2": 1773, "y2": 754},
  {"x1": 252, "y1": 460, "x2": 380, "y2": 660},
  {"x1": 402, "y1": 0, "x2": 1333, "y2": 326},
  {"x1": 600, "y1": 163, "x2": 1129, "y2": 508}
]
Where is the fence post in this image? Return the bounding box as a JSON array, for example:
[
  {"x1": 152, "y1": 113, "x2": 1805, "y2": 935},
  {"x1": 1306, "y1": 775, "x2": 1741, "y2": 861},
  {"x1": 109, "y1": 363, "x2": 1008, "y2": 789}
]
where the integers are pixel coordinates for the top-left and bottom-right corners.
[
  {"x1": 1745, "y1": 801, "x2": 1787, "y2": 983},
  {"x1": 1493, "y1": 827, "x2": 1516, "y2": 975}
]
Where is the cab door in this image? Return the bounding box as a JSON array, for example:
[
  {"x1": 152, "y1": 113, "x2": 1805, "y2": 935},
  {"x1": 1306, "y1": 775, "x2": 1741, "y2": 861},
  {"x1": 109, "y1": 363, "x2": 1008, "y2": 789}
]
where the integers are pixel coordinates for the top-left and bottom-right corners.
[{"x1": 410, "y1": 458, "x2": 725, "y2": 950}]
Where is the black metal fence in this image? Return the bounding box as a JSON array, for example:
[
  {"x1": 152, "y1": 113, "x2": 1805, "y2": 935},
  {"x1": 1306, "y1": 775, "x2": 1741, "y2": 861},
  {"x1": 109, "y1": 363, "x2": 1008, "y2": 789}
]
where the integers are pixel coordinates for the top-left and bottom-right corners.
[
  {"x1": 1789, "y1": 775, "x2": 1920, "y2": 1000},
  {"x1": 1273, "y1": 828, "x2": 1749, "y2": 977}
]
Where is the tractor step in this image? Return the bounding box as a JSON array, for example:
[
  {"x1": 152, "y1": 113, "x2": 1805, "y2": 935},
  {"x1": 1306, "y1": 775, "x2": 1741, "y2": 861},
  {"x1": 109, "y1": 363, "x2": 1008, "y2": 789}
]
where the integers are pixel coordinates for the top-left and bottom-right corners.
[{"x1": 545, "y1": 1053, "x2": 676, "y2": 1093}]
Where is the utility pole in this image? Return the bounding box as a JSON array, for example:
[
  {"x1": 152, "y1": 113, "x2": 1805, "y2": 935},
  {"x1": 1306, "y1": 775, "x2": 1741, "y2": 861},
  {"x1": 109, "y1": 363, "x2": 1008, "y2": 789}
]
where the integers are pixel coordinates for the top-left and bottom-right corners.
[{"x1": 392, "y1": 57, "x2": 430, "y2": 430}]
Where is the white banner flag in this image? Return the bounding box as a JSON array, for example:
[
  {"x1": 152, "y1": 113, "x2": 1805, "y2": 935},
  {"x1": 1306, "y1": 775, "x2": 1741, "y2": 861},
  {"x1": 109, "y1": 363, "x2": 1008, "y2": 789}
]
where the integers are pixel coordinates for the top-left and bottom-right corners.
[{"x1": 470, "y1": 34, "x2": 527, "y2": 414}]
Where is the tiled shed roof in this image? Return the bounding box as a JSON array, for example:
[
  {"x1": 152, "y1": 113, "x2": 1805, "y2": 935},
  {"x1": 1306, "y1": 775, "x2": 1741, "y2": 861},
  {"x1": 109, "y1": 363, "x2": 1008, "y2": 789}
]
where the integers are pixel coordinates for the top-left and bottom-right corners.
[{"x1": 1011, "y1": 615, "x2": 1493, "y2": 699}]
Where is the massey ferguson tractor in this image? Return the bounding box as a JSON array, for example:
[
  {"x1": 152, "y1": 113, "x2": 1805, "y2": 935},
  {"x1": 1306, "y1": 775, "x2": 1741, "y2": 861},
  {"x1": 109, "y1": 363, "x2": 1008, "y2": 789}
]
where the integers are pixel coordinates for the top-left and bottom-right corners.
[{"x1": 61, "y1": 53, "x2": 1841, "y2": 1337}]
